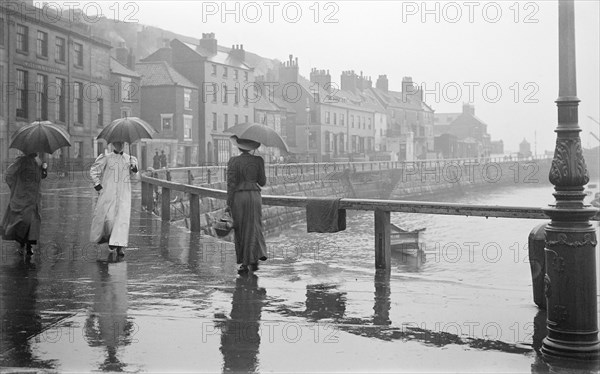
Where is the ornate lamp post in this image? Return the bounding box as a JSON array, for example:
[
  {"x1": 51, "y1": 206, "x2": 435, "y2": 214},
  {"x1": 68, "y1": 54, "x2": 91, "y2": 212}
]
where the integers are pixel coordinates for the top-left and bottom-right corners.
[{"x1": 542, "y1": 0, "x2": 600, "y2": 362}]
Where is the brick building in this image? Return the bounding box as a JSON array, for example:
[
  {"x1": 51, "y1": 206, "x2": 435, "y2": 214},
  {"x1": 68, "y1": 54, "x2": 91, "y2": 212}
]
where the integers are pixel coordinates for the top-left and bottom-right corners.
[{"x1": 136, "y1": 61, "x2": 199, "y2": 168}]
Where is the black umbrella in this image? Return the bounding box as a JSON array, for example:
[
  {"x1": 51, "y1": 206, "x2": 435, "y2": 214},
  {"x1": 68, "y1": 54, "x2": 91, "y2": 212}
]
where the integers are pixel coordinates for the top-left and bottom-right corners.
[
  {"x1": 97, "y1": 117, "x2": 156, "y2": 144},
  {"x1": 9, "y1": 121, "x2": 71, "y2": 154},
  {"x1": 224, "y1": 122, "x2": 289, "y2": 153}
]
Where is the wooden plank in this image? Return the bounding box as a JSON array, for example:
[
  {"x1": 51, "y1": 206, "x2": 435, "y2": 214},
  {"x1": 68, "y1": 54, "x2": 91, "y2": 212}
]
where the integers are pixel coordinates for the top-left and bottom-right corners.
[
  {"x1": 374, "y1": 209, "x2": 391, "y2": 269},
  {"x1": 190, "y1": 194, "x2": 200, "y2": 232}
]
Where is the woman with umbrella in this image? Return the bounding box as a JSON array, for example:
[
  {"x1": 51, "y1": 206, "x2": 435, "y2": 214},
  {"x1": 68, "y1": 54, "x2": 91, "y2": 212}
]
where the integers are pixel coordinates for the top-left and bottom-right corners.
[
  {"x1": 89, "y1": 141, "x2": 138, "y2": 257},
  {"x1": 226, "y1": 136, "x2": 268, "y2": 274},
  {"x1": 1, "y1": 121, "x2": 70, "y2": 256},
  {"x1": 90, "y1": 117, "x2": 154, "y2": 257}
]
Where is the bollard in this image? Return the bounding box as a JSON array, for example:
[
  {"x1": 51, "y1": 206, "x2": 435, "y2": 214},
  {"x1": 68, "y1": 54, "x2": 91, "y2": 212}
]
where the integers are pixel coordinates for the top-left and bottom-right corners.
[
  {"x1": 207, "y1": 169, "x2": 212, "y2": 184},
  {"x1": 528, "y1": 223, "x2": 547, "y2": 309},
  {"x1": 187, "y1": 170, "x2": 194, "y2": 185},
  {"x1": 166, "y1": 170, "x2": 172, "y2": 181}
]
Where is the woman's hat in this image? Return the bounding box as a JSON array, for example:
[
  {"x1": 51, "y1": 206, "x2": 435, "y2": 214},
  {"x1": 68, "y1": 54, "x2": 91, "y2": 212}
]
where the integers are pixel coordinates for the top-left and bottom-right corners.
[{"x1": 230, "y1": 136, "x2": 260, "y2": 151}]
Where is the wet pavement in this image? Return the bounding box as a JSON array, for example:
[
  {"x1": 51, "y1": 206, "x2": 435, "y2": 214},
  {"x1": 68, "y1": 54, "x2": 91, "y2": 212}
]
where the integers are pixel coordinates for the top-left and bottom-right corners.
[{"x1": 1, "y1": 176, "x2": 599, "y2": 373}]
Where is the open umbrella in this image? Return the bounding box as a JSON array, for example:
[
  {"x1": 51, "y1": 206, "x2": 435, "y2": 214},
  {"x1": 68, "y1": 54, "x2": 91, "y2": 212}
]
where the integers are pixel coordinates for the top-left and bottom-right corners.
[
  {"x1": 9, "y1": 121, "x2": 71, "y2": 154},
  {"x1": 224, "y1": 122, "x2": 289, "y2": 153},
  {"x1": 97, "y1": 117, "x2": 156, "y2": 144}
]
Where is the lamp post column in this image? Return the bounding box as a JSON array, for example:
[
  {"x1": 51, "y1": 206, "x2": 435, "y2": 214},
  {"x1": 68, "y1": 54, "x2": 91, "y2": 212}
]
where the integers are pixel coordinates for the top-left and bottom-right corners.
[{"x1": 541, "y1": 0, "x2": 600, "y2": 363}]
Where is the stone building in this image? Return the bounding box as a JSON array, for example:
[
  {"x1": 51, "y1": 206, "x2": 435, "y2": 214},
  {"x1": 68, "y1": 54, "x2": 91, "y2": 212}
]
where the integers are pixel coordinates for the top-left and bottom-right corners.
[
  {"x1": 141, "y1": 34, "x2": 254, "y2": 164},
  {"x1": 0, "y1": 1, "x2": 112, "y2": 168}
]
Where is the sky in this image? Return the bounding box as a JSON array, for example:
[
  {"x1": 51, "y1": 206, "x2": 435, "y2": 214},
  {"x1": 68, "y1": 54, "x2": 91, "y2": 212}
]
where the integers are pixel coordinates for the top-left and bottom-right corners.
[{"x1": 73, "y1": 0, "x2": 600, "y2": 153}]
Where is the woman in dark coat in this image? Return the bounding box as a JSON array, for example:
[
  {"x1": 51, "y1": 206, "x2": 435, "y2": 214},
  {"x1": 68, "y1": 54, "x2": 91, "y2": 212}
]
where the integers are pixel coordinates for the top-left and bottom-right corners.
[
  {"x1": 1, "y1": 153, "x2": 47, "y2": 255},
  {"x1": 226, "y1": 136, "x2": 268, "y2": 274}
]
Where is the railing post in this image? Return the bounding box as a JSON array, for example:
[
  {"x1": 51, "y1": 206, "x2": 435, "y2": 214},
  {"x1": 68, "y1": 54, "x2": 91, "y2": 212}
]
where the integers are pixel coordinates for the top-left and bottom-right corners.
[
  {"x1": 141, "y1": 181, "x2": 148, "y2": 208},
  {"x1": 374, "y1": 209, "x2": 391, "y2": 269},
  {"x1": 166, "y1": 170, "x2": 172, "y2": 181},
  {"x1": 207, "y1": 169, "x2": 212, "y2": 184},
  {"x1": 190, "y1": 194, "x2": 200, "y2": 232},
  {"x1": 161, "y1": 187, "x2": 171, "y2": 221},
  {"x1": 187, "y1": 170, "x2": 193, "y2": 185}
]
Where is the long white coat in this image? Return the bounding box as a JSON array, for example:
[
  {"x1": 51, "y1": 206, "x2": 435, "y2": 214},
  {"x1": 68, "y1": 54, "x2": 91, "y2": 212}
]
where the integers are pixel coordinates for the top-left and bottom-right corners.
[{"x1": 89, "y1": 152, "x2": 138, "y2": 247}]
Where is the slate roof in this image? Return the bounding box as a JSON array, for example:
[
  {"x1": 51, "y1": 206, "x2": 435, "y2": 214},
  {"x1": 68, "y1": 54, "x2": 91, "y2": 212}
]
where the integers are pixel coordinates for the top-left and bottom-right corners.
[
  {"x1": 135, "y1": 61, "x2": 198, "y2": 89},
  {"x1": 182, "y1": 41, "x2": 252, "y2": 70},
  {"x1": 110, "y1": 57, "x2": 141, "y2": 78}
]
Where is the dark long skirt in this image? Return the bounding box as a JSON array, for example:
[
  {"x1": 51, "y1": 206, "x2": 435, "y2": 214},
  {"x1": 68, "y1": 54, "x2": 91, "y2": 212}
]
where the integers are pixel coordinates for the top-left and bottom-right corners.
[{"x1": 231, "y1": 190, "x2": 267, "y2": 265}]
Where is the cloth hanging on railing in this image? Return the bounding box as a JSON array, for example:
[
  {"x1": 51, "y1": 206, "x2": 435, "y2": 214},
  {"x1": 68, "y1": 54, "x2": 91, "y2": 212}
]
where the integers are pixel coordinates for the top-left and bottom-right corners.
[{"x1": 306, "y1": 197, "x2": 346, "y2": 233}]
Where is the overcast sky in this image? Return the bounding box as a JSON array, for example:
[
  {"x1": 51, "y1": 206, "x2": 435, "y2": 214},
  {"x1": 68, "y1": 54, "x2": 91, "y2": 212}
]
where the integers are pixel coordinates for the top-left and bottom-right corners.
[{"x1": 77, "y1": 0, "x2": 600, "y2": 153}]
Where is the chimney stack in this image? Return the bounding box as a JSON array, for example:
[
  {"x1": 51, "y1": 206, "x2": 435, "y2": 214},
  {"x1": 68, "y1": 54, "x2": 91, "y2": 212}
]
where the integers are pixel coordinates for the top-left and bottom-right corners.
[
  {"x1": 199, "y1": 32, "x2": 218, "y2": 55},
  {"x1": 310, "y1": 68, "x2": 332, "y2": 92},
  {"x1": 376, "y1": 75, "x2": 389, "y2": 93},
  {"x1": 230, "y1": 44, "x2": 245, "y2": 62},
  {"x1": 279, "y1": 54, "x2": 299, "y2": 85}
]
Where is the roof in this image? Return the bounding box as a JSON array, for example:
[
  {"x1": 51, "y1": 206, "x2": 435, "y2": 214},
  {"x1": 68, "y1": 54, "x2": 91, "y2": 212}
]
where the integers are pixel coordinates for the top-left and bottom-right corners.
[
  {"x1": 110, "y1": 58, "x2": 141, "y2": 78},
  {"x1": 368, "y1": 87, "x2": 424, "y2": 111},
  {"x1": 135, "y1": 61, "x2": 198, "y2": 89},
  {"x1": 181, "y1": 41, "x2": 252, "y2": 70}
]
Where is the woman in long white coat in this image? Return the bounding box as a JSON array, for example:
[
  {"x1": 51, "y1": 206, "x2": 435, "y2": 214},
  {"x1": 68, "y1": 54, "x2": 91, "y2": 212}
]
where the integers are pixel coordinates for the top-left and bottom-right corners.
[{"x1": 89, "y1": 142, "x2": 138, "y2": 257}]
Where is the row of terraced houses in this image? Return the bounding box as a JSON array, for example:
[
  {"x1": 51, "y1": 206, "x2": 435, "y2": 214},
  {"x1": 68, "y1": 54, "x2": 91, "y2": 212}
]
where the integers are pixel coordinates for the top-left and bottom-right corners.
[{"x1": 1, "y1": 1, "x2": 501, "y2": 169}]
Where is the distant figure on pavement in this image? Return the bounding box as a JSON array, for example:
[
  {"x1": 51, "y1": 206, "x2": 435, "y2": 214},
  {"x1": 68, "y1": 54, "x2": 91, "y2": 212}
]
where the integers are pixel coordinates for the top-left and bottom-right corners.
[
  {"x1": 226, "y1": 136, "x2": 268, "y2": 274},
  {"x1": 160, "y1": 150, "x2": 167, "y2": 169},
  {"x1": 153, "y1": 151, "x2": 160, "y2": 170},
  {"x1": 89, "y1": 142, "x2": 138, "y2": 257},
  {"x1": 1, "y1": 153, "x2": 48, "y2": 256}
]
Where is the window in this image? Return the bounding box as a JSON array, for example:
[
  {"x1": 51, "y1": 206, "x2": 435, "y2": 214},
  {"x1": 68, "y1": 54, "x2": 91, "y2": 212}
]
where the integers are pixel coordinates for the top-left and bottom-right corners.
[
  {"x1": 234, "y1": 114, "x2": 239, "y2": 125},
  {"x1": 0, "y1": 66, "x2": 3, "y2": 115},
  {"x1": 55, "y1": 37, "x2": 65, "y2": 62},
  {"x1": 121, "y1": 77, "x2": 133, "y2": 102},
  {"x1": 0, "y1": 18, "x2": 4, "y2": 47},
  {"x1": 74, "y1": 42, "x2": 83, "y2": 67},
  {"x1": 244, "y1": 88, "x2": 249, "y2": 106},
  {"x1": 211, "y1": 64, "x2": 217, "y2": 75},
  {"x1": 234, "y1": 70, "x2": 239, "y2": 80},
  {"x1": 244, "y1": 115, "x2": 248, "y2": 123},
  {"x1": 184, "y1": 115, "x2": 192, "y2": 140},
  {"x1": 74, "y1": 141, "x2": 83, "y2": 159},
  {"x1": 74, "y1": 82, "x2": 83, "y2": 124},
  {"x1": 244, "y1": 71, "x2": 248, "y2": 81},
  {"x1": 333, "y1": 113, "x2": 337, "y2": 125},
  {"x1": 16, "y1": 70, "x2": 28, "y2": 118},
  {"x1": 121, "y1": 108, "x2": 131, "y2": 118},
  {"x1": 234, "y1": 87, "x2": 239, "y2": 105},
  {"x1": 17, "y1": 24, "x2": 28, "y2": 52},
  {"x1": 161, "y1": 114, "x2": 173, "y2": 131},
  {"x1": 37, "y1": 31, "x2": 48, "y2": 57},
  {"x1": 97, "y1": 99, "x2": 104, "y2": 127},
  {"x1": 368, "y1": 118, "x2": 372, "y2": 129},
  {"x1": 223, "y1": 84, "x2": 228, "y2": 103},
  {"x1": 223, "y1": 114, "x2": 228, "y2": 130},
  {"x1": 212, "y1": 83, "x2": 217, "y2": 103},
  {"x1": 212, "y1": 112, "x2": 217, "y2": 130},
  {"x1": 55, "y1": 78, "x2": 65, "y2": 122},
  {"x1": 184, "y1": 88, "x2": 191, "y2": 109},
  {"x1": 36, "y1": 74, "x2": 48, "y2": 120},
  {"x1": 340, "y1": 114, "x2": 345, "y2": 126},
  {"x1": 223, "y1": 67, "x2": 228, "y2": 78},
  {"x1": 350, "y1": 115, "x2": 354, "y2": 128},
  {"x1": 325, "y1": 112, "x2": 330, "y2": 124}
]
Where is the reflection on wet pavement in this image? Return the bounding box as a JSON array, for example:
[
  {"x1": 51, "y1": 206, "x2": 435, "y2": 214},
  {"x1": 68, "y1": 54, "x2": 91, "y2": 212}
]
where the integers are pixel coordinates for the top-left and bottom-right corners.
[{"x1": 1, "y1": 180, "x2": 599, "y2": 372}]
